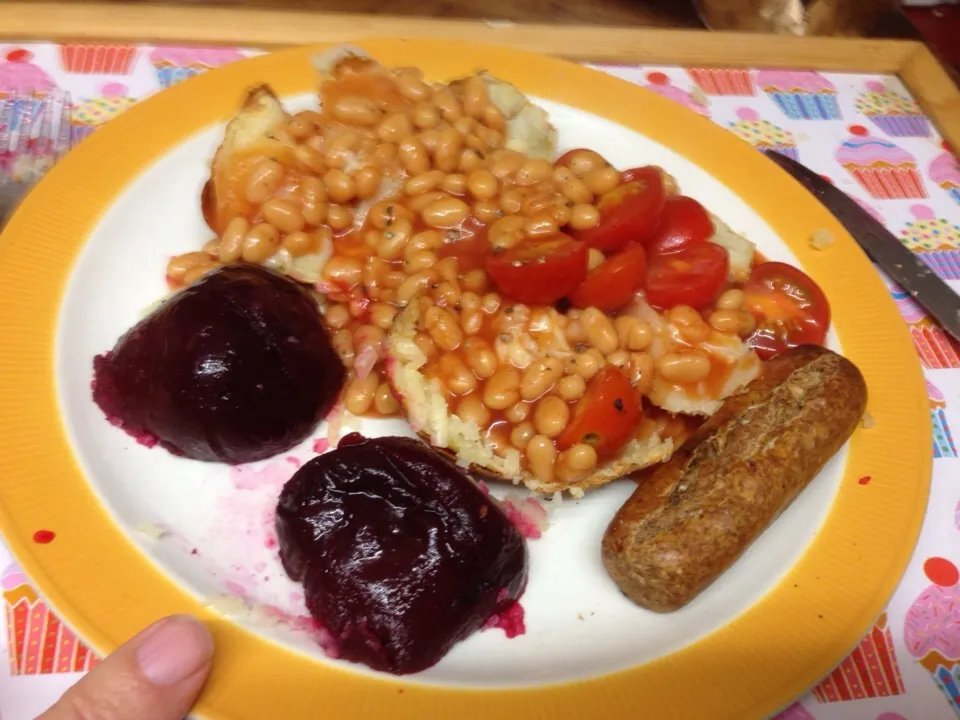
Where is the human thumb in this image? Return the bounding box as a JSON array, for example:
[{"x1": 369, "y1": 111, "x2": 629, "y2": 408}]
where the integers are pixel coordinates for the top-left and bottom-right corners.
[{"x1": 40, "y1": 614, "x2": 213, "y2": 720}]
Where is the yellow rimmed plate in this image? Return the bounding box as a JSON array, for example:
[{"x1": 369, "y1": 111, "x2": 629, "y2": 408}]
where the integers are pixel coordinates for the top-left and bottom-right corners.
[{"x1": 0, "y1": 40, "x2": 930, "y2": 720}]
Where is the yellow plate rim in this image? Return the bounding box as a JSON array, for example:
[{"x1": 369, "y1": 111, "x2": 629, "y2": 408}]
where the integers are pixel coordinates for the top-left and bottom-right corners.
[{"x1": 0, "y1": 40, "x2": 930, "y2": 720}]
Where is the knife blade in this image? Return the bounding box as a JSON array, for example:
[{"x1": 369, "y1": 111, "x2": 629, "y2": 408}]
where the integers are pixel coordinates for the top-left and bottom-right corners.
[{"x1": 763, "y1": 149, "x2": 960, "y2": 342}]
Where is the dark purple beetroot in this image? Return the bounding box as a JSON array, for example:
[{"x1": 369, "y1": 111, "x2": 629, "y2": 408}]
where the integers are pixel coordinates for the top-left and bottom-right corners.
[
  {"x1": 92, "y1": 265, "x2": 345, "y2": 464},
  {"x1": 276, "y1": 433, "x2": 527, "y2": 675}
]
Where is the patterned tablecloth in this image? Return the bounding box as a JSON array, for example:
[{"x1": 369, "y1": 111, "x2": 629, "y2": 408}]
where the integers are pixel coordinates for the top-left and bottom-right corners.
[{"x1": 0, "y1": 41, "x2": 958, "y2": 720}]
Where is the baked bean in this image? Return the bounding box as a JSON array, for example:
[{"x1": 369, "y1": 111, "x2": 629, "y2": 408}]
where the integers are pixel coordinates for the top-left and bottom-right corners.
[
  {"x1": 738, "y1": 311, "x2": 757, "y2": 335},
  {"x1": 588, "y1": 248, "x2": 606, "y2": 271},
  {"x1": 305, "y1": 134, "x2": 324, "y2": 153},
  {"x1": 438, "y1": 353, "x2": 476, "y2": 395},
  {"x1": 397, "y1": 270, "x2": 438, "y2": 305},
  {"x1": 167, "y1": 252, "x2": 210, "y2": 282},
  {"x1": 405, "y1": 250, "x2": 437, "y2": 274},
  {"x1": 294, "y1": 144, "x2": 326, "y2": 174},
  {"x1": 520, "y1": 358, "x2": 564, "y2": 401},
  {"x1": 432, "y1": 278, "x2": 460, "y2": 306},
  {"x1": 395, "y1": 72, "x2": 432, "y2": 102},
  {"x1": 202, "y1": 238, "x2": 220, "y2": 257},
  {"x1": 354, "y1": 166, "x2": 382, "y2": 200},
  {"x1": 407, "y1": 191, "x2": 450, "y2": 214},
  {"x1": 282, "y1": 230, "x2": 317, "y2": 257},
  {"x1": 441, "y1": 173, "x2": 466, "y2": 195},
  {"x1": 433, "y1": 256, "x2": 458, "y2": 285},
  {"x1": 218, "y1": 217, "x2": 249, "y2": 263},
  {"x1": 474, "y1": 126, "x2": 503, "y2": 149},
  {"x1": 244, "y1": 159, "x2": 284, "y2": 204},
  {"x1": 489, "y1": 215, "x2": 527, "y2": 250},
  {"x1": 564, "y1": 149, "x2": 607, "y2": 177},
  {"x1": 332, "y1": 329, "x2": 355, "y2": 366},
  {"x1": 515, "y1": 158, "x2": 554, "y2": 187},
  {"x1": 456, "y1": 395, "x2": 491, "y2": 427},
  {"x1": 582, "y1": 308, "x2": 619, "y2": 355},
  {"x1": 369, "y1": 201, "x2": 414, "y2": 230},
  {"x1": 460, "y1": 291, "x2": 481, "y2": 311},
  {"x1": 481, "y1": 292, "x2": 501, "y2": 314},
  {"x1": 569, "y1": 204, "x2": 600, "y2": 231},
  {"x1": 413, "y1": 332, "x2": 438, "y2": 360},
  {"x1": 571, "y1": 349, "x2": 605, "y2": 381},
  {"x1": 631, "y1": 352, "x2": 656, "y2": 394},
  {"x1": 462, "y1": 310, "x2": 484, "y2": 335},
  {"x1": 483, "y1": 104, "x2": 506, "y2": 131},
  {"x1": 242, "y1": 224, "x2": 280, "y2": 264},
  {"x1": 421, "y1": 197, "x2": 469, "y2": 228},
  {"x1": 508, "y1": 422, "x2": 535, "y2": 449},
  {"x1": 404, "y1": 170, "x2": 445, "y2": 196},
  {"x1": 667, "y1": 305, "x2": 711, "y2": 344},
  {"x1": 534, "y1": 395, "x2": 570, "y2": 439},
  {"x1": 344, "y1": 373, "x2": 379, "y2": 415},
  {"x1": 322, "y1": 257, "x2": 363, "y2": 288},
  {"x1": 288, "y1": 112, "x2": 317, "y2": 139},
  {"x1": 524, "y1": 215, "x2": 558, "y2": 239},
  {"x1": 560, "y1": 177, "x2": 593, "y2": 205},
  {"x1": 374, "y1": 383, "x2": 401, "y2": 415},
  {"x1": 418, "y1": 128, "x2": 442, "y2": 155},
  {"x1": 489, "y1": 151, "x2": 524, "y2": 181},
  {"x1": 406, "y1": 230, "x2": 444, "y2": 260},
  {"x1": 373, "y1": 141, "x2": 398, "y2": 168},
  {"x1": 301, "y1": 177, "x2": 328, "y2": 226},
  {"x1": 326, "y1": 205, "x2": 353, "y2": 231},
  {"x1": 708, "y1": 309, "x2": 742, "y2": 334},
  {"x1": 658, "y1": 352, "x2": 711, "y2": 384},
  {"x1": 565, "y1": 320, "x2": 587, "y2": 344},
  {"x1": 332, "y1": 95, "x2": 381, "y2": 126},
  {"x1": 453, "y1": 271, "x2": 484, "y2": 297},
  {"x1": 459, "y1": 148, "x2": 485, "y2": 174},
  {"x1": 470, "y1": 201, "x2": 499, "y2": 225},
  {"x1": 434, "y1": 127, "x2": 464, "y2": 173},
  {"x1": 465, "y1": 169, "x2": 497, "y2": 201},
  {"x1": 463, "y1": 337, "x2": 497, "y2": 379},
  {"x1": 325, "y1": 304, "x2": 350, "y2": 330},
  {"x1": 424, "y1": 305, "x2": 463, "y2": 352},
  {"x1": 376, "y1": 218, "x2": 412, "y2": 261},
  {"x1": 607, "y1": 350, "x2": 629, "y2": 368},
  {"x1": 499, "y1": 188, "x2": 530, "y2": 215},
  {"x1": 366, "y1": 303, "x2": 396, "y2": 330},
  {"x1": 462, "y1": 75, "x2": 488, "y2": 118},
  {"x1": 557, "y1": 374, "x2": 586, "y2": 402},
  {"x1": 320, "y1": 168, "x2": 354, "y2": 204},
  {"x1": 182, "y1": 261, "x2": 219, "y2": 286},
  {"x1": 716, "y1": 288, "x2": 744, "y2": 310},
  {"x1": 564, "y1": 443, "x2": 598, "y2": 472},
  {"x1": 500, "y1": 402, "x2": 528, "y2": 425},
  {"x1": 382, "y1": 272, "x2": 406, "y2": 290},
  {"x1": 583, "y1": 166, "x2": 621, "y2": 196},
  {"x1": 628, "y1": 320, "x2": 653, "y2": 351},
  {"x1": 413, "y1": 101, "x2": 441, "y2": 129},
  {"x1": 433, "y1": 86, "x2": 463, "y2": 122},
  {"x1": 526, "y1": 435, "x2": 557, "y2": 483},
  {"x1": 354, "y1": 324, "x2": 385, "y2": 355},
  {"x1": 260, "y1": 198, "x2": 305, "y2": 233},
  {"x1": 398, "y1": 136, "x2": 430, "y2": 176},
  {"x1": 483, "y1": 367, "x2": 521, "y2": 410}
]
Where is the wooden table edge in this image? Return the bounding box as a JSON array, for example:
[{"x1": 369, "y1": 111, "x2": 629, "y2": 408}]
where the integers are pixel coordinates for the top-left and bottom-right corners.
[{"x1": 1, "y1": 2, "x2": 957, "y2": 186}]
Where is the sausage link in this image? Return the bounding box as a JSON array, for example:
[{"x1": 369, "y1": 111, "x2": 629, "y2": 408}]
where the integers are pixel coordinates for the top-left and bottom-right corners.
[{"x1": 601, "y1": 345, "x2": 867, "y2": 612}]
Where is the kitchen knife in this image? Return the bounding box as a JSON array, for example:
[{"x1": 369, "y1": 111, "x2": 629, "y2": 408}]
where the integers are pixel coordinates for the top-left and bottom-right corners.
[{"x1": 763, "y1": 149, "x2": 960, "y2": 342}]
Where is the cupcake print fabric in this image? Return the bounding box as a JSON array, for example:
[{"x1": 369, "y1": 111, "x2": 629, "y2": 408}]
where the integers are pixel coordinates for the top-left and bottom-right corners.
[{"x1": 2, "y1": 42, "x2": 960, "y2": 720}]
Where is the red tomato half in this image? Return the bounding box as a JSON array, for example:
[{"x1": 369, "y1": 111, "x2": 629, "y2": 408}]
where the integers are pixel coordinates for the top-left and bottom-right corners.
[
  {"x1": 557, "y1": 366, "x2": 642, "y2": 458},
  {"x1": 486, "y1": 235, "x2": 589, "y2": 306},
  {"x1": 568, "y1": 244, "x2": 647, "y2": 311},
  {"x1": 740, "y1": 261, "x2": 830, "y2": 360},
  {"x1": 573, "y1": 166, "x2": 665, "y2": 253},
  {"x1": 646, "y1": 195, "x2": 713, "y2": 256},
  {"x1": 437, "y1": 218, "x2": 490, "y2": 272},
  {"x1": 644, "y1": 243, "x2": 728, "y2": 310}
]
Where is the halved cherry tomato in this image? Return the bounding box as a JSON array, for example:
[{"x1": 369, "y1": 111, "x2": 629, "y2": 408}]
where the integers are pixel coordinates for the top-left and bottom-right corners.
[
  {"x1": 486, "y1": 234, "x2": 589, "y2": 306},
  {"x1": 740, "y1": 261, "x2": 830, "y2": 360},
  {"x1": 437, "y1": 218, "x2": 490, "y2": 272},
  {"x1": 557, "y1": 366, "x2": 642, "y2": 458},
  {"x1": 646, "y1": 195, "x2": 713, "y2": 256},
  {"x1": 573, "y1": 166, "x2": 665, "y2": 253},
  {"x1": 568, "y1": 244, "x2": 647, "y2": 311},
  {"x1": 644, "y1": 242, "x2": 728, "y2": 310}
]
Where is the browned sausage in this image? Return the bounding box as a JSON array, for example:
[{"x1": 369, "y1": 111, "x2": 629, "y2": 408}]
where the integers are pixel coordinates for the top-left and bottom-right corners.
[{"x1": 601, "y1": 344, "x2": 867, "y2": 612}]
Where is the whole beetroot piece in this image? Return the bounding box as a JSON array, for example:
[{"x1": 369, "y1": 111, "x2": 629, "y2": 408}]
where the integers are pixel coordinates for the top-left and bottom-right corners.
[
  {"x1": 92, "y1": 265, "x2": 344, "y2": 464},
  {"x1": 276, "y1": 433, "x2": 528, "y2": 675}
]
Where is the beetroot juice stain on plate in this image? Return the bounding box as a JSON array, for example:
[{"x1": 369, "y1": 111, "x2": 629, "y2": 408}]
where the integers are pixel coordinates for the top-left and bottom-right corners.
[{"x1": 32, "y1": 529, "x2": 56, "y2": 544}]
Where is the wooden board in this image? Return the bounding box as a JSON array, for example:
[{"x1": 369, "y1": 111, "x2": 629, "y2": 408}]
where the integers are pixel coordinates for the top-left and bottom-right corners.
[{"x1": 1, "y1": 2, "x2": 957, "y2": 149}]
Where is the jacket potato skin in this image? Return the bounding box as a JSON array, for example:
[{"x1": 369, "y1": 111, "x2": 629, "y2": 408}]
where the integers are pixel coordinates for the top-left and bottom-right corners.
[{"x1": 601, "y1": 345, "x2": 867, "y2": 612}]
